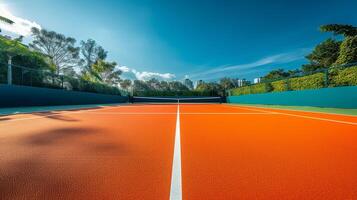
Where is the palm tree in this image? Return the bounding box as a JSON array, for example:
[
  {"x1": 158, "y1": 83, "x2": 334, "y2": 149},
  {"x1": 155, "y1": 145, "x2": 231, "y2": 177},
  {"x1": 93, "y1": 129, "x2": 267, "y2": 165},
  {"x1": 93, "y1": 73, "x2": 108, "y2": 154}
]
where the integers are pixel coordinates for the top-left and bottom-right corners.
[{"x1": 0, "y1": 15, "x2": 14, "y2": 33}]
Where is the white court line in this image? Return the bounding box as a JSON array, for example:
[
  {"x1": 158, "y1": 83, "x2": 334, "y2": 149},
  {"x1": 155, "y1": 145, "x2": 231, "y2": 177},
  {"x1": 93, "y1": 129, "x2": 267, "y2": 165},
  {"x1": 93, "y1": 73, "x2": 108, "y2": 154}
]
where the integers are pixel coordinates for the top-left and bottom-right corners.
[
  {"x1": 271, "y1": 112, "x2": 357, "y2": 126},
  {"x1": 169, "y1": 104, "x2": 182, "y2": 200},
  {"x1": 226, "y1": 105, "x2": 357, "y2": 126},
  {"x1": 227, "y1": 104, "x2": 357, "y2": 117}
]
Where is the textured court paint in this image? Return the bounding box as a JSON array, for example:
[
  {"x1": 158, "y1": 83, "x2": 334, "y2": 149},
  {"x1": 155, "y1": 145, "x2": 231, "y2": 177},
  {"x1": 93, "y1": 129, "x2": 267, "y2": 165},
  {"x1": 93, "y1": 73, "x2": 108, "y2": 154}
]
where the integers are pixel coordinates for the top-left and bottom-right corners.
[
  {"x1": 1, "y1": 104, "x2": 357, "y2": 199},
  {"x1": 227, "y1": 86, "x2": 357, "y2": 108},
  {"x1": 0, "y1": 84, "x2": 128, "y2": 107},
  {"x1": 169, "y1": 105, "x2": 182, "y2": 200},
  {"x1": 180, "y1": 104, "x2": 357, "y2": 199},
  {"x1": 0, "y1": 105, "x2": 176, "y2": 200}
]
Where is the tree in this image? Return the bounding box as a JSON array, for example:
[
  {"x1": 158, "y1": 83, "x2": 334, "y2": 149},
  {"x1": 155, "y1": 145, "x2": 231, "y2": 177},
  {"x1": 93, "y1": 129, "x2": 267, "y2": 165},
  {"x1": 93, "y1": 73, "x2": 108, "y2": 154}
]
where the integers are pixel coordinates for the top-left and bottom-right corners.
[
  {"x1": 219, "y1": 77, "x2": 235, "y2": 90},
  {"x1": 195, "y1": 82, "x2": 223, "y2": 96},
  {"x1": 80, "y1": 39, "x2": 107, "y2": 71},
  {"x1": 147, "y1": 78, "x2": 161, "y2": 90},
  {"x1": 169, "y1": 81, "x2": 189, "y2": 92},
  {"x1": 335, "y1": 35, "x2": 357, "y2": 65},
  {"x1": 305, "y1": 38, "x2": 341, "y2": 69},
  {"x1": 29, "y1": 27, "x2": 80, "y2": 75},
  {"x1": 287, "y1": 69, "x2": 301, "y2": 77},
  {"x1": 120, "y1": 79, "x2": 132, "y2": 90},
  {"x1": 184, "y1": 78, "x2": 194, "y2": 90},
  {"x1": 262, "y1": 69, "x2": 290, "y2": 81},
  {"x1": 90, "y1": 60, "x2": 122, "y2": 85},
  {"x1": 320, "y1": 24, "x2": 357, "y2": 37}
]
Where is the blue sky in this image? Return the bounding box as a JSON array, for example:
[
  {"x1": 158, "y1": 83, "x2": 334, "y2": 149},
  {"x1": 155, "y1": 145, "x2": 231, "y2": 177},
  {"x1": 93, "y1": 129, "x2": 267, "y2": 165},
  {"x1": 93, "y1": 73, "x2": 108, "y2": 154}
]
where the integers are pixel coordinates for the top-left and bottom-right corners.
[{"x1": 1, "y1": 0, "x2": 357, "y2": 81}]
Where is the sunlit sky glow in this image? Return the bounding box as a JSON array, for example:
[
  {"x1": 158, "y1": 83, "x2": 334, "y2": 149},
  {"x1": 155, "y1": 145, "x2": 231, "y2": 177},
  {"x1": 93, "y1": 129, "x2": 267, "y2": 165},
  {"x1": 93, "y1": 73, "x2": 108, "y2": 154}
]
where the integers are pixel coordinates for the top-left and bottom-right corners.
[{"x1": 1, "y1": 0, "x2": 356, "y2": 81}]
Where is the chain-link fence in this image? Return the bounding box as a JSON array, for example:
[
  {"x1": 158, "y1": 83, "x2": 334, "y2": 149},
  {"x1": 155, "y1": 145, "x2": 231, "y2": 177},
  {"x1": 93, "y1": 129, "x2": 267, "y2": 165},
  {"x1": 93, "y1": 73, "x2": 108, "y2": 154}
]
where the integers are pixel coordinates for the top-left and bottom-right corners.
[
  {"x1": 0, "y1": 63, "x2": 126, "y2": 96},
  {"x1": 228, "y1": 62, "x2": 357, "y2": 96}
]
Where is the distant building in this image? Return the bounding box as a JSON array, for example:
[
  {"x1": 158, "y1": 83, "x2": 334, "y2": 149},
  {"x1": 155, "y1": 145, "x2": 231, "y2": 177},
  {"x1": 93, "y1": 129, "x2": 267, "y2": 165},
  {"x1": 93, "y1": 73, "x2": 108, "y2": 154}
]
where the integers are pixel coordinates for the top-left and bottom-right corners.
[
  {"x1": 253, "y1": 78, "x2": 261, "y2": 84},
  {"x1": 237, "y1": 79, "x2": 244, "y2": 87},
  {"x1": 234, "y1": 79, "x2": 251, "y2": 87}
]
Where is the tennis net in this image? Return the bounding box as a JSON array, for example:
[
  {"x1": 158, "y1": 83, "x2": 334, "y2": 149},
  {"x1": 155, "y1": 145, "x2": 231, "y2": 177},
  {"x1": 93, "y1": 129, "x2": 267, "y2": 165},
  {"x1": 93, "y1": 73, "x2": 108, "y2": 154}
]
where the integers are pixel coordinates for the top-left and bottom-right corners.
[{"x1": 131, "y1": 96, "x2": 223, "y2": 104}]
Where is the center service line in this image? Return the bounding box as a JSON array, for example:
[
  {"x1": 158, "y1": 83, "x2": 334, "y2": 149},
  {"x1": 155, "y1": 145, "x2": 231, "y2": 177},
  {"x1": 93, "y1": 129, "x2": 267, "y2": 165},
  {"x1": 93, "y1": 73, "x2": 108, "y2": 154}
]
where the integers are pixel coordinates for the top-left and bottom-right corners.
[{"x1": 169, "y1": 104, "x2": 183, "y2": 200}]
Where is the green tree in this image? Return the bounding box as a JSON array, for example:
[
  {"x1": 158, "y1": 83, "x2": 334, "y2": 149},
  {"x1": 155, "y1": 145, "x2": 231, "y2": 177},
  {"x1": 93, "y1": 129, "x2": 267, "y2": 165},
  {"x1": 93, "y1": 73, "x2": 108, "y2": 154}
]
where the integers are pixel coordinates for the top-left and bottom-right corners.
[
  {"x1": 196, "y1": 82, "x2": 222, "y2": 96},
  {"x1": 30, "y1": 27, "x2": 80, "y2": 75},
  {"x1": 119, "y1": 79, "x2": 132, "y2": 90},
  {"x1": 147, "y1": 78, "x2": 161, "y2": 90},
  {"x1": 334, "y1": 35, "x2": 357, "y2": 65},
  {"x1": 90, "y1": 60, "x2": 122, "y2": 85},
  {"x1": 320, "y1": 24, "x2": 357, "y2": 37},
  {"x1": 80, "y1": 39, "x2": 107, "y2": 71},
  {"x1": 169, "y1": 81, "x2": 189, "y2": 92},
  {"x1": 184, "y1": 78, "x2": 194, "y2": 90},
  {"x1": 219, "y1": 77, "x2": 235, "y2": 89},
  {"x1": 262, "y1": 69, "x2": 290, "y2": 81},
  {"x1": 0, "y1": 36, "x2": 52, "y2": 69},
  {"x1": 305, "y1": 39, "x2": 341, "y2": 70}
]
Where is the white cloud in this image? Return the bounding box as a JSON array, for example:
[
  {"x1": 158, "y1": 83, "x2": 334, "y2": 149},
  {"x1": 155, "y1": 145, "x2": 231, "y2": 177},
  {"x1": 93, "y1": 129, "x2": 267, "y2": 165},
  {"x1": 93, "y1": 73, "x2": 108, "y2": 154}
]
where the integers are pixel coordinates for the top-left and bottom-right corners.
[
  {"x1": 118, "y1": 66, "x2": 176, "y2": 81},
  {"x1": 117, "y1": 66, "x2": 130, "y2": 72},
  {"x1": 132, "y1": 70, "x2": 175, "y2": 80},
  {"x1": 189, "y1": 48, "x2": 311, "y2": 79},
  {"x1": 0, "y1": 4, "x2": 41, "y2": 36}
]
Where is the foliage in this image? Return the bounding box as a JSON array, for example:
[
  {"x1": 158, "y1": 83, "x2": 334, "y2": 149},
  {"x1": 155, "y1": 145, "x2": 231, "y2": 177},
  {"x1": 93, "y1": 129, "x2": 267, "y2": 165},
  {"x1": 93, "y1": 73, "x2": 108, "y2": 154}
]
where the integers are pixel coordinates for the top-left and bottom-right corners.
[
  {"x1": 90, "y1": 60, "x2": 121, "y2": 85},
  {"x1": 305, "y1": 38, "x2": 341, "y2": 69},
  {"x1": 320, "y1": 24, "x2": 357, "y2": 37},
  {"x1": 334, "y1": 36, "x2": 357, "y2": 65},
  {"x1": 219, "y1": 77, "x2": 235, "y2": 90},
  {"x1": 63, "y1": 76, "x2": 122, "y2": 95},
  {"x1": 184, "y1": 78, "x2": 194, "y2": 90},
  {"x1": 261, "y1": 69, "x2": 290, "y2": 81},
  {"x1": 330, "y1": 66, "x2": 357, "y2": 87},
  {"x1": 196, "y1": 81, "x2": 223, "y2": 96},
  {"x1": 270, "y1": 80, "x2": 288, "y2": 92},
  {"x1": 120, "y1": 79, "x2": 132, "y2": 90},
  {"x1": 30, "y1": 27, "x2": 80, "y2": 75},
  {"x1": 0, "y1": 36, "x2": 54, "y2": 85},
  {"x1": 230, "y1": 86, "x2": 251, "y2": 96},
  {"x1": 289, "y1": 73, "x2": 325, "y2": 91},
  {"x1": 230, "y1": 83, "x2": 271, "y2": 96},
  {"x1": 0, "y1": 16, "x2": 14, "y2": 24},
  {"x1": 250, "y1": 83, "x2": 271, "y2": 94},
  {"x1": 80, "y1": 39, "x2": 107, "y2": 71}
]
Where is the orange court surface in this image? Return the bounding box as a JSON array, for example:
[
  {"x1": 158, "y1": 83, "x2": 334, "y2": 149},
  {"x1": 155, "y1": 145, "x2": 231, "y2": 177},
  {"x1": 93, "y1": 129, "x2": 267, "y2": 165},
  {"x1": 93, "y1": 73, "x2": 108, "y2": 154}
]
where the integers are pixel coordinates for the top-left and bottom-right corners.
[{"x1": 1, "y1": 104, "x2": 357, "y2": 200}]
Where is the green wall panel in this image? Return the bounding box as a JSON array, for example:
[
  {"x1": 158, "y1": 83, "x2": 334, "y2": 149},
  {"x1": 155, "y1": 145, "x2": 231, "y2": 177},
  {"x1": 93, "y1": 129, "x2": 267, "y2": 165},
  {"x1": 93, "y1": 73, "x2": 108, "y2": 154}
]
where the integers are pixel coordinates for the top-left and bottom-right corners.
[{"x1": 227, "y1": 86, "x2": 357, "y2": 108}]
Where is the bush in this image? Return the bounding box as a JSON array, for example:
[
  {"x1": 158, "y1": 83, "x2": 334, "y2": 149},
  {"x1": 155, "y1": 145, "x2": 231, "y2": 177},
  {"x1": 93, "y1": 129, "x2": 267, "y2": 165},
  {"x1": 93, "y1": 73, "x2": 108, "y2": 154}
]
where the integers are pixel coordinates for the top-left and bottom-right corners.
[
  {"x1": 271, "y1": 80, "x2": 288, "y2": 92},
  {"x1": 230, "y1": 83, "x2": 271, "y2": 96},
  {"x1": 230, "y1": 86, "x2": 251, "y2": 96},
  {"x1": 335, "y1": 36, "x2": 357, "y2": 65},
  {"x1": 289, "y1": 73, "x2": 325, "y2": 90},
  {"x1": 251, "y1": 83, "x2": 271, "y2": 94},
  {"x1": 330, "y1": 66, "x2": 357, "y2": 86}
]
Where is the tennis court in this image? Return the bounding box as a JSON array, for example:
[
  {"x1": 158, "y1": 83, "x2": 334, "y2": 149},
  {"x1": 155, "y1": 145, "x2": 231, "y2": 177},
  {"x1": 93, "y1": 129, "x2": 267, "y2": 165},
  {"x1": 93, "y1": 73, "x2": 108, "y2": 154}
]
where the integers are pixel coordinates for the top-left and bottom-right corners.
[{"x1": 1, "y1": 98, "x2": 357, "y2": 200}]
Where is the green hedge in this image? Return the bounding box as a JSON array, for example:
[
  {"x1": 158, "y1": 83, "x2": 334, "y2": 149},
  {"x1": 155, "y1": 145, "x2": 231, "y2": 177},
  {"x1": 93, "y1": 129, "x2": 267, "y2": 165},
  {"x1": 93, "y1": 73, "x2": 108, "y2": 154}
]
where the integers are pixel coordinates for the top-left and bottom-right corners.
[
  {"x1": 330, "y1": 66, "x2": 357, "y2": 87},
  {"x1": 289, "y1": 73, "x2": 325, "y2": 91},
  {"x1": 230, "y1": 83, "x2": 271, "y2": 96},
  {"x1": 230, "y1": 73, "x2": 327, "y2": 96},
  {"x1": 63, "y1": 77, "x2": 122, "y2": 95},
  {"x1": 231, "y1": 86, "x2": 250, "y2": 96},
  {"x1": 271, "y1": 80, "x2": 287, "y2": 92}
]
